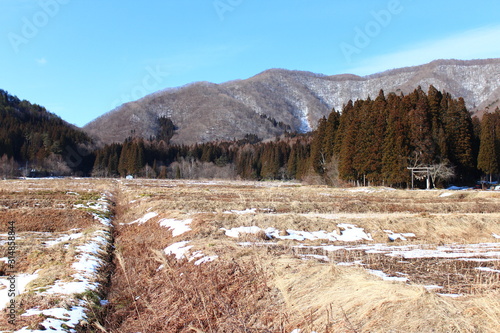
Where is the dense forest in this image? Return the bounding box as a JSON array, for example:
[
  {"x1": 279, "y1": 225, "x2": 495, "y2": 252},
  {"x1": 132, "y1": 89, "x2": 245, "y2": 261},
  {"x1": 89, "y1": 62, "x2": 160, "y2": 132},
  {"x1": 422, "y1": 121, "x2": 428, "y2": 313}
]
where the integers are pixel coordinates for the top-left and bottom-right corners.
[
  {"x1": 1, "y1": 87, "x2": 499, "y2": 187},
  {"x1": 0, "y1": 90, "x2": 95, "y2": 177},
  {"x1": 312, "y1": 86, "x2": 485, "y2": 187},
  {"x1": 92, "y1": 132, "x2": 312, "y2": 180}
]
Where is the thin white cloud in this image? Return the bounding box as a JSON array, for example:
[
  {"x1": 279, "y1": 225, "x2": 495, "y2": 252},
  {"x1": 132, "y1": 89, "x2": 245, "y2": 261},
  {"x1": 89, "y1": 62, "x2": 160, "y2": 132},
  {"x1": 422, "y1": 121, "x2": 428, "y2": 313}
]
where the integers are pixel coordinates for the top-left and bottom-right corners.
[
  {"x1": 36, "y1": 57, "x2": 48, "y2": 66},
  {"x1": 346, "y1": 25, "x2": 500, "y2": 76}
]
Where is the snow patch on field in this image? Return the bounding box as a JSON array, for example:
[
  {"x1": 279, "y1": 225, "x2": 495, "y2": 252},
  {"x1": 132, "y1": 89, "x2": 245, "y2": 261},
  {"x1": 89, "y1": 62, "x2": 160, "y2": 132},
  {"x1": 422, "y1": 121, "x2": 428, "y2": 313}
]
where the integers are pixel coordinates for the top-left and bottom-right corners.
[
  {"x1": 123, "y1": 211, "x2": 158, "y2": 225},
  {"x1": 164, "y1": 241, "x2": 193, "y2": 259},
  {"x1": 73, "y1": 193, "x2": 113, "y2": 226},
  {"x1": 0, "y1": 273, "x2": 40, "y2": 310},
  {"x1": 16, "y1": 192, "x2": 114, "y2": 332},
  {"x1": 337, "y1": 260, "x2": 364, "y2": 266},
  {"x1": 222, "y1": 224, "x2": 373, "y2": 242},
  {"x1": 13, "y1": 228, "x2": 112, "y2": 332},
  {"x1": 45, "y1": 232, "x2": 83, "y2": 247},
  {"x1": 384, "y1": 230, "x2": 416, "y2": 241},
  {"x1": 244, "y1": 239, "x2": 500, "y2": 295},
  {"x1": 381, "y1": 244, "x2": 500, "y2": 259},
  {"x1": 300, "y1": 254, "x2": 330, "y2": 262},
  {"x1": 438, "y1": 293, "x2": 463, "y2": 298},
  {"x1": 368, "y1": 269, "x2": 408, "y2": 282},
  {"x1": 424, "y1": 285, "x2": 443, "y2": 291},
  {"x1": 222, "y1": 226, "x2": 263, "y2": 238},
  {"x1": 18, "y1": 306, "x2": 87, "y2": 333},
  {"x1": 163, "y1": 241, "x2": 218, "y2": 266},
  {"x1": 475, "y1": 267, "x2": 500, "y2": 273},
  {"x1": 44, "y1": 230, "x2": 110, "y2": 295},
  {"x1": 194, "y1": 255, "x2": 218, "y2": 265},
  {"x1": 159, "y1": 218, "x2": 193, "y2": 236},
  {"x1": 301, "y1": 242, "x2": 500, "y2": 260},
  {"x1": 224, "y1": 208, "x2": 257, "y2": 215}
]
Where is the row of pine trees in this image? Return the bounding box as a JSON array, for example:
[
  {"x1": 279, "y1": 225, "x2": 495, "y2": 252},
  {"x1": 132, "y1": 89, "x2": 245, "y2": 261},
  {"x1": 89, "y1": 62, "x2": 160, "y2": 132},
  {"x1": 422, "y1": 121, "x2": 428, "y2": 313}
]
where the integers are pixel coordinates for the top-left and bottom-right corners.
[
  {"x1": 312, "y1": 86, "x2": 480, "y2": 186},
  {"x1": 92, "y1": 86, "x2": 500, "y2": 187}
]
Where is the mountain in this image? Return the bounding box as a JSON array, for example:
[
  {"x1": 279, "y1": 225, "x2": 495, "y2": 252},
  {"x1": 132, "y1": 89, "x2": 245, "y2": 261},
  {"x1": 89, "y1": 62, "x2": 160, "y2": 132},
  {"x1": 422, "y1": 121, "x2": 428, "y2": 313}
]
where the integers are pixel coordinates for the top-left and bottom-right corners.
[{"x1": 84, "y1": 58, "x2": 500, "y2": 145}]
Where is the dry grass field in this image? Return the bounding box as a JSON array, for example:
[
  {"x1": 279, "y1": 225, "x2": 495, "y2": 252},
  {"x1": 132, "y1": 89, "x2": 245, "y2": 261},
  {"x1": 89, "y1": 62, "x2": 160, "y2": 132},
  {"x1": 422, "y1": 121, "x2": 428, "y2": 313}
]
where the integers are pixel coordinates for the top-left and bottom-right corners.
[
  {"x1": 0, "y1": 179, "x2": 114, "y2": 332},
  {"x1": 1, "y1": 178, "x2": 500, "y2": 332}
]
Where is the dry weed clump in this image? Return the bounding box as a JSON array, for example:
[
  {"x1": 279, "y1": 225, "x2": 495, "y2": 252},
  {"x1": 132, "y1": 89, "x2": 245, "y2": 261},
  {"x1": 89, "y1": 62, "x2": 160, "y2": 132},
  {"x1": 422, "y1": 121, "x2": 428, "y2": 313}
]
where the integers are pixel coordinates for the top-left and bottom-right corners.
[
  {"x1": 104, "y1": 183, "x2": 288, "y2": 332},
  {"x1": 105, "y1": 244, "x2": 287, "y2": 332}
]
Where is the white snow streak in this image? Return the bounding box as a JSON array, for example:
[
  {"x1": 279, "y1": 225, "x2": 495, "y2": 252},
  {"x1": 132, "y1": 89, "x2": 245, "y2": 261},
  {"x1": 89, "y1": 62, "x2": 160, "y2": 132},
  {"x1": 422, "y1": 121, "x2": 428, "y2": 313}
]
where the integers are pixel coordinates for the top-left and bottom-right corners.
[
  {"x1": 164, "y1": 241, "x2": 193, "y2": 260},
  {"x1": 124, "y1": 211, "x2": 158, "y2": 225},
  {"x1": 0, "y1": 273, "x2": 39, "y2": 310},
  {"x1": 18, "y1": 306, "x2": 87, "y2": 332},
  {"x1": 222, "y1": 224, "x2": 372, "y2": 242},
  {"x1": 159, "y1": 218, "x2": 193, "y2": 236}
]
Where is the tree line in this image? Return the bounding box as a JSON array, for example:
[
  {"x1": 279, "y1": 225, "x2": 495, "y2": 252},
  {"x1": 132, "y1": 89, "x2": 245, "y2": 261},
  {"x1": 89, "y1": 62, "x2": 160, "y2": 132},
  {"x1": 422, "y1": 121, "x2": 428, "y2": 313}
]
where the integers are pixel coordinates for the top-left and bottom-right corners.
[
  {"x1": 310, "y1": 86, "x2": 486, "y2": 187},
  {"x1": 92, "y1": 133, "x2": 312, "y2": 180},
  {"x1": 1, "y1": 87, "x2": 499, "y2": 187}
]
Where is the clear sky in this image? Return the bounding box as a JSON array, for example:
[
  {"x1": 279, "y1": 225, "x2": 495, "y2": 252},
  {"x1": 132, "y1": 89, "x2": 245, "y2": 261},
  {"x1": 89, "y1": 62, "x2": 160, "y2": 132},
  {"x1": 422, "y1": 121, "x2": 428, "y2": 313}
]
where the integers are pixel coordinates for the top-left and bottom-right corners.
[{"x1": 1, "y1": 0, "x2": 500, "y2": 127}]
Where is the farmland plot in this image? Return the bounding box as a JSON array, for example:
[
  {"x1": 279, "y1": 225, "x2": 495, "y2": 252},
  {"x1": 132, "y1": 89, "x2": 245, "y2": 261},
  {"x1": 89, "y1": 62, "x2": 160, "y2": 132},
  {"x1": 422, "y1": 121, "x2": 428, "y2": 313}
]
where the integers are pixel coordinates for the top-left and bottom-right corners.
[
  {"x1": 0, "y1": 179, "x2": 114, "y2": 332},
  {"x1": 2, "y1": 178, "x2": 500, "y2": 332}
]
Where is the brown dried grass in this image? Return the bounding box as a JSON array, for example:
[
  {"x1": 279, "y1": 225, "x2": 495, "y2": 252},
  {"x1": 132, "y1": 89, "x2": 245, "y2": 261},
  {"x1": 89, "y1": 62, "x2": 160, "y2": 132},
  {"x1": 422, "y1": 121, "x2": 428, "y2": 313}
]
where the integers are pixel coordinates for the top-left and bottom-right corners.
[
  {"x1": 3, "y1": 179, "x2": 500, "y2": 332},
  {"x1": 272, "y1": 257, "x2": 500, "y2": 332}
]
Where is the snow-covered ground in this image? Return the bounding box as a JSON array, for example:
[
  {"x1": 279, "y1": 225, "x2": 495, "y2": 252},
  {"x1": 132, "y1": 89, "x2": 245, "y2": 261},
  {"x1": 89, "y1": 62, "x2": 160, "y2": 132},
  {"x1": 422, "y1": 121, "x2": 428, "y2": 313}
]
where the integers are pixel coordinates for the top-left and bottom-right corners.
[
  {"x1": 45, "y1": 232, "x2": 83, "y2": 247},
  {"x1": 222, "y1": 223, "x2": 373, "y2": 242},
  {"x1": 0, "y1": 273, "x2": 40, "y2": 310},
  {"x1": 159, "y1": 218, "x2": 193, "y2": 236},
  {"x1": 122, "y1": 211, "x2": 158, "y2": 225},
  {"x1": 73, "y1": 192, "x2": 113, "y2": 227},
  {"x1": 384, "y1": 230, "x2": 416, "y2": 241},
  {"x1": 42, "y1": 230, "x2": 111, "y2": 296},
  {"x1": 17, "y1": 307, "x2": 88, "y2": 333},
  {"x1": 163, "y1": 241, "x2": 218, "y2": 267}
]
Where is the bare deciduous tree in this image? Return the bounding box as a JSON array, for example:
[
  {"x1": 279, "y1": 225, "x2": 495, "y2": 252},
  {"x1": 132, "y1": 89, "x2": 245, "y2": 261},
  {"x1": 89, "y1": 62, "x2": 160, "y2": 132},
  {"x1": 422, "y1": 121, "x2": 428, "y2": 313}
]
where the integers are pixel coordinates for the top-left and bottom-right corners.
[
  {"x1": 429, "y1": 162, "x2": 455, "y2": 188},
  {"x1": 323, "y1": 155, "x2": 340, "y2": 187},
  {"x1": 0, "y1": 154, "x2": 19, "y2": 179}
]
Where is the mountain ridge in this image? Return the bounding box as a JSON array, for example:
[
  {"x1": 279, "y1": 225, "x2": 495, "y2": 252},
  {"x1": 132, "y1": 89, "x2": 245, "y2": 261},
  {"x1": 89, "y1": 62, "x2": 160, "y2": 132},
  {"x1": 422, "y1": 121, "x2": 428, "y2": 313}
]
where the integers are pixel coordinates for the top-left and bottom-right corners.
[{"x1": 84, "y1": 58, "x2": 500, "y2": 145}]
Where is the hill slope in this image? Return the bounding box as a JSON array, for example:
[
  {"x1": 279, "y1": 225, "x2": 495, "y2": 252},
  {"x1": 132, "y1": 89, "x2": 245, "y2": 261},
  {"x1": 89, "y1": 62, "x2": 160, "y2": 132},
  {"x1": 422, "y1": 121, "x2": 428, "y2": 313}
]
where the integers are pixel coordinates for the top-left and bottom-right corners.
[
  {"x1": 84, "y1": 58, "x2": 500, "y2": 145},
  {"x1": 0, "y1": 89, "x2": 94, "y2": 175}
]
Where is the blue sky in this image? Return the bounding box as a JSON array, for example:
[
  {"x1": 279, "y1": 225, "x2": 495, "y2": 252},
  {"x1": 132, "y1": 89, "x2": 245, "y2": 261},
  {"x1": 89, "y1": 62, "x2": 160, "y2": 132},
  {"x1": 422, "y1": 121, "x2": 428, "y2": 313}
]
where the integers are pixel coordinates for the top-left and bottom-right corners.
[{"x1": 1, "y1": 0, "x2": 500, "y2": 127}]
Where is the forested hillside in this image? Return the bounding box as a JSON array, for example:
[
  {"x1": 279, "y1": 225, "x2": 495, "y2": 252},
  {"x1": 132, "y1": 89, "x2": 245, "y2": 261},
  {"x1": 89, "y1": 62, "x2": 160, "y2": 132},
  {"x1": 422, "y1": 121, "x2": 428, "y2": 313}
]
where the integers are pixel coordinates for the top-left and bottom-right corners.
[
  {"x1": 312, "y1": 86, "x2": 499, "y2": 187},
  {"x1": 1, "y1": 87, "x2": 498, "y2": 187},
  {"x1": 0, "y1": 90, "x2": 95, "y2": 177}
]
